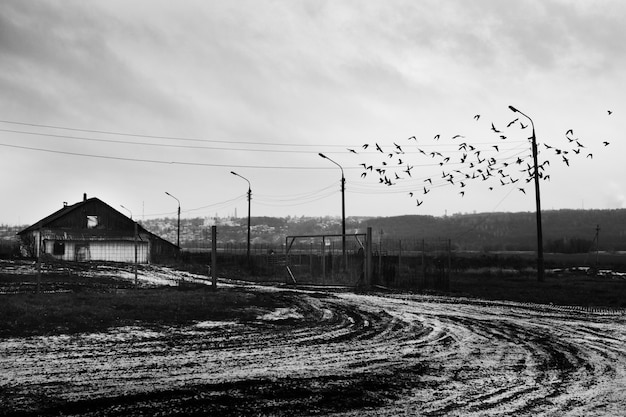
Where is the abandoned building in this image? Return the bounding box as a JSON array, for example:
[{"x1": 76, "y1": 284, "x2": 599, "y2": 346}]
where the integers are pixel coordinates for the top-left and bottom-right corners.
[{"x1": 18, "y1": 194, "x2": 178, "y2": 263}]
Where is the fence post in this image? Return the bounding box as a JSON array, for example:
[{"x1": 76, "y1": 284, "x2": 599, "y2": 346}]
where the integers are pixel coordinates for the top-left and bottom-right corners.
[
  {"x1": 398, "y1": 239, "x2": 402, "y2": 284},
  {"x1": 421, "y1": 239, "x2": 426, "y2": 288},
  {"x1": 366, "y1": 227, "x2": 373, "y2": 286},
  {"x1": 321, "y1": 236, "x2": 326, "y2": 283},
  {"x1": 211, "y1": 226, "x2": 217, "y2": 290}
]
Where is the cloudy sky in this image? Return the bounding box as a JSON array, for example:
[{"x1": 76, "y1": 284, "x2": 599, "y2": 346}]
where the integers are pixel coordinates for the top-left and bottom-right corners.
[{"x1": 1, "y1": 0, "x2": 624, "y2": 225}]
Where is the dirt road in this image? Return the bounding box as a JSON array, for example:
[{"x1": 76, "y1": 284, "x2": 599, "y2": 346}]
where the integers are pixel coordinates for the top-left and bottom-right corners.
[{"x1": 1, "y1": 284, "x2": 625, "y2": 416}]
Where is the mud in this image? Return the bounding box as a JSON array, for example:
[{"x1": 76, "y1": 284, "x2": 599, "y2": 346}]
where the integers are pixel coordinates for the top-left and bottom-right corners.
[{"x1": 1, "y1": 279, "x2": 625, "y2": 416}]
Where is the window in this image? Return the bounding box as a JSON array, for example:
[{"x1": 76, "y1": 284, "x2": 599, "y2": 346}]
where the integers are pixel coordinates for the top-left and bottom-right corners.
[
  {"x1": 53, "y1": 241, "x2": 65, "y2": 255},
  {"x1": 87, "y1": 215, "x2": 99, "y2": 229}
]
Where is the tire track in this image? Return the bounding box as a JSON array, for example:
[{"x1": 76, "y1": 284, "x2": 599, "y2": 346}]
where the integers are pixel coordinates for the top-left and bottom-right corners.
[{"x1": 1, "y1": 289, "x2": 625, "y2": 416}]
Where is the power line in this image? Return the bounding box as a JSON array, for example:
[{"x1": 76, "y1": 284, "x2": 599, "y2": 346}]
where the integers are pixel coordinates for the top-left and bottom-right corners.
[
  {"x1": 0, "y1": 119, "x2": 349, "y2": 148},
  {"x1": 0, "y1": 128, "x2": 349, "y2": 154},
  {"x1": 0, "y1": 142, "x2": 357, "y2": 170}
]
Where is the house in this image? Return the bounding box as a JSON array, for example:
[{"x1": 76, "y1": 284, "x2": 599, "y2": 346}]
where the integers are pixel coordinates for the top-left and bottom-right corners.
[{"x1": 18, "y1": 194, "x2": 179, "y2": 264}]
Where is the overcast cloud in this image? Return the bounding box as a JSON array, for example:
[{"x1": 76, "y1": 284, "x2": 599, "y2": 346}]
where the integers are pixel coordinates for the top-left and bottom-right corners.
[{"x1": 1, "y1": 0, "x2": 624, "y2": 225}]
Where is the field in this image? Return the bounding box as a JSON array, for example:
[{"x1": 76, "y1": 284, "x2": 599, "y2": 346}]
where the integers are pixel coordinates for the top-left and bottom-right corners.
[{"x1": 1, "y1": 260, "x2": 625, "y2": 416}]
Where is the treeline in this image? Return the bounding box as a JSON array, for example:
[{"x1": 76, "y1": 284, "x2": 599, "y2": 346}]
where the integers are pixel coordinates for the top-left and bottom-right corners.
[
  {"x1": 3, "y1": 209, "x2": 625, "y2": 254},
  {"x1": 360, "y1": 209, "x2": 624, "y2": 252}
]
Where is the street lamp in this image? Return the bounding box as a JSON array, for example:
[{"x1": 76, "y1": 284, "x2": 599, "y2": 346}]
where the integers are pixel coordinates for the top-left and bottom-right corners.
[
  {"x1": 231, "y1": 171, "x2": 251, "y2": 263},
  {"x1": 509, "y1": 105, "x2": 544, "y2": 282},
  {"x1": 120, "y1": 204, "x2": 138, "y2": 285},
  {"x1": 319, "y1": 152, "x2": 346, "y2": 269},
  {"x1": 165, "y1": 191, "x2": 181, "y2": 256}
]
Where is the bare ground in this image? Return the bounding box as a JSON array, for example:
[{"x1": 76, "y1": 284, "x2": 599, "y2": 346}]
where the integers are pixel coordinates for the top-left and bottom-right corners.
[{"x1": 1, "y1": 262, "x2": 625, "y2": 416}]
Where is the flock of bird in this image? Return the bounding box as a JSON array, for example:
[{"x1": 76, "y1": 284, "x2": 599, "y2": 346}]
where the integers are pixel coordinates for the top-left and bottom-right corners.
[{"x1": 349, "y1": 110, "x2": 613, "y2": 207}]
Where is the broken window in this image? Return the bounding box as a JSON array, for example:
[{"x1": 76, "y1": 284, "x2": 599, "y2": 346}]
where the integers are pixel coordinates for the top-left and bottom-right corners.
[
  {"x1": 87, "y1": 215, "x2": 99, "y2": 229},
  {"x1": 53, "y1": 241, "x2": 65, "y2": 255}
]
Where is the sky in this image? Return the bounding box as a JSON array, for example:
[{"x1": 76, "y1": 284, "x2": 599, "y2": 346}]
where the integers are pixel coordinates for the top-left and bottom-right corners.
[{"x1": 1, "y1": 0, "x2": 625, "y2": 226}]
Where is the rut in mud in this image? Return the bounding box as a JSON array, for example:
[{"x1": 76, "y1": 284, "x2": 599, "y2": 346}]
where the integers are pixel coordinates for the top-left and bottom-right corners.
[{"x1": 1, "y1": 281, "x2": 625, "y2": 416}]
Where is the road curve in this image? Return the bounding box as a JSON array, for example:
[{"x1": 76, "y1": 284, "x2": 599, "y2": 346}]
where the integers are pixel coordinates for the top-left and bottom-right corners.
[{"x1": 1, "y1": 288, "x2": 625, "y2": 416}]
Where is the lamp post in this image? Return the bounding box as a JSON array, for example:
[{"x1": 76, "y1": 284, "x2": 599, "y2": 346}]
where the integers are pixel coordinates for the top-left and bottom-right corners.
[
  {"x1": 231, "y1": 171, "x2": 251, "y2": 263},
  {"x1": 508, "y1": 105, "x2": 544, "y2": 282},
  {"x1": 319, "y1": 152, "x2": 346, "y2": 269},
  {"x1": 165, "y1": 191, "x2": 181, "y2": 257},
  {"x1": 120, "y1": 204, "x2": 138, "y2": 285}
]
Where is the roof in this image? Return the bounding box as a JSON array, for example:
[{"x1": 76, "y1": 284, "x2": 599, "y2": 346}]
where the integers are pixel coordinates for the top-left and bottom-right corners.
[{"x1": 17, "y1": 197, "x2": 177, "y2": 249}]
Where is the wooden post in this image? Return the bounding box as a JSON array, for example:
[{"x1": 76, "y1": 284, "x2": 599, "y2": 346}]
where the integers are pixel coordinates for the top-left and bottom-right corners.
[
  {"x1": 211, "y1": 226, "x2": 217, "y2": 290},
  {"x1": 398, "y1": 239, "x2": 402, "y2": 284},
  {"x1": 366, "y1": 227, "x2": 372, "y2": 286},
  {"x1": 321, "y1": 236, "x2": 326, "y2": 283},
  {"x1": 134, "y1": 222, "x2": 138, "y2": 286},
  {"x1": 36, "y1": 226, "x2": 42, "y2": 294}
]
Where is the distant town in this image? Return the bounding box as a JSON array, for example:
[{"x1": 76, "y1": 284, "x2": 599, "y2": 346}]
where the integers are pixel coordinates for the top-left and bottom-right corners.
[{"x1": 3, "y1": 208, "x2": 626, "y2": 253}]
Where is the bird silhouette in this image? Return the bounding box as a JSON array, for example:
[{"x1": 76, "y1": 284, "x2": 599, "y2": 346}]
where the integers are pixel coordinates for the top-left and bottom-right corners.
[
  {"x1": 491, "y1": 123, "x2": 501, "y2": 133},
  {"x1": 507, "y1": 118, "x2": 519, "y2": 128},
  {"x1": 362, "y1": 144, "x2": 369, "y2": 149},
  {"x1": 433, "y1": 134, "x2": 440, "y2": 140},
  {"x1": 408, "y1": 136, "x2": 417, "y2": 141},
  {"x1": 520, "y1": 122, "x2": 528, "y2": 129},
  {"x1": 474, "y1": 114, "x2": 480, "y2": 120},
  {"x1": 375, "y1": 143, "x2": 383, "y2": 153},
  {"x1": 348, "y1": 148, "x2": 357, "y2": 154},
  {"x1": 608, "y1": 110, "x2": 613, "y2": 115},
  {"x1": 416, "y1": 199, "x2": 423, "y2": 206},
  {"x1": 518, "y1": 188, "x2": 526, "y2": 194},
  {"x1": 603, "y1": 141, "x2": 610, "y2": 146}
]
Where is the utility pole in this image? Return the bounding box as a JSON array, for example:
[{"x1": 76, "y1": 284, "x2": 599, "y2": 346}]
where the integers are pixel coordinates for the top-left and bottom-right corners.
[
  {"x1": 165, "y1": 192, "x2": 181, "y2": 259},
  {"x1": 318, "y1": 153, "x2": 347, "y2": 270},
  {"x1": 230, "y1": 171, "x2": 252, "y2": 264},
  {"x1": 509, "y1": 105, "x2": 544, "y2": 282}
]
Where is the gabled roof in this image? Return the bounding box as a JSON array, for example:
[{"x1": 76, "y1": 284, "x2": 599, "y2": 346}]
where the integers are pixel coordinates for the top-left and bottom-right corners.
[{"x1": 17, "y1": 198, "x2": 168, "y2": 245}]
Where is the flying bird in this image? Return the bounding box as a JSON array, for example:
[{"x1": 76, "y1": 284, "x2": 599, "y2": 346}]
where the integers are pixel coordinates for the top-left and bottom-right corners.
[
  {"x1": 474, "y1": 114, "x2": 480, "y2": 120},
  {"x1": 507, "y1": 118, "x2": 519, "y2": 128},
  {"x1": 362, "y1": 144, "x2": 369, "y2": 149},
  {"x1": 408, "y1": 136, "x2": 417, "y2": 141},
  {"x1": 520, "y1": 122, "x2": 528, "y2": 129},
  {"x1": 603, "y1": 141, "x2": 610, "y2": 146},
  {"x1": 348, "y1": 148, "x2": 357, "y2": 154},
  {"x1": 491, "y1": 123, "x2": 501, "y2": 133},
  {"x1": 416, "y1": 199, "x2": 423, "y2": 206},
  {"x1": 518, "y1": 188, "x2": 526, "y2": 194},
  {"x1": 433, "y1": 134, "x2": 440, "y2": 140},
  {"x1": 375, "y1": 143, "x2": 383, "y2": 153},
  {"x1": 608, "y1": 110, "x2": 613, "y2": 115}
]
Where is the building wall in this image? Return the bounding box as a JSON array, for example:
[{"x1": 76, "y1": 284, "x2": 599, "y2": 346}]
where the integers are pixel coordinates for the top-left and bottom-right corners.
[{"x1": 43, "y1": 239, "x2": 149, "y2": 263}]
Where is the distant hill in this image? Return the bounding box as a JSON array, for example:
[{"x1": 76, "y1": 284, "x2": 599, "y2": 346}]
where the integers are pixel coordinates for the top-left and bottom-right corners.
[
  {"x1": 359, "y1": 209, "x2": 625, "y2": 252},
  {"x1": 4, "y1": 209, "x2": 625, "y2": 253}
]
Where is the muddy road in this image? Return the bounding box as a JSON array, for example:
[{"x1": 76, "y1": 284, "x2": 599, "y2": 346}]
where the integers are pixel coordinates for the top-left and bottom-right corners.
[{"x1": 1, "y1": 285, "x2": 625, "y2": 416}]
